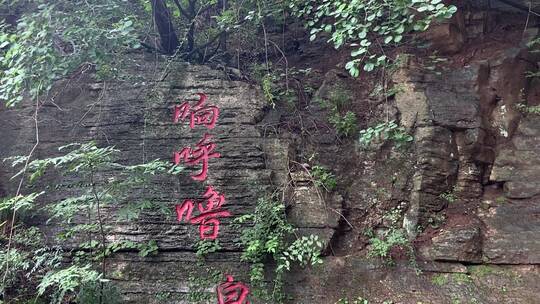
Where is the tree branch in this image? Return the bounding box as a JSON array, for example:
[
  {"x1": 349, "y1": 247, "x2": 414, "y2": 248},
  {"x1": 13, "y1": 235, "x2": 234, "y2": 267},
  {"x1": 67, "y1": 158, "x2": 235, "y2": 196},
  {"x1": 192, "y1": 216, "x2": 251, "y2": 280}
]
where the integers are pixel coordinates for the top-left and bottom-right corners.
[
  {"x1": 140, "y1": 41, "x2": 166, "y2": 54},
  {"x1": 186, "y1": 30, "x2": 224, "y2": 59},
  {"x1": 151, "y1": 0, "x2": 180, "y2": 55},
  {"x1": 172, "y1": 0, "x2": 191, "y2": 18}
]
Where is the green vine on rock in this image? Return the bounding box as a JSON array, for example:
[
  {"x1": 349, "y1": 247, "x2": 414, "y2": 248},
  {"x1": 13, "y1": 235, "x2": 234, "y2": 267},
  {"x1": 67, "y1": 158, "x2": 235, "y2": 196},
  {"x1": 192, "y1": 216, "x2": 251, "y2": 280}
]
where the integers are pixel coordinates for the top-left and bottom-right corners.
[
  {"x1": 358, "y1": 120, "x2": 413, "y2": 148},
  {"x1": 195, "y1": 239, "x2": 222, "y2": 259},
  {"x1": 234, "y1": 196, "x2": 324, "y2": 303},
  {"x1": 365, "y1": 206, "x2": 417, "y2": 269},
  {"x1": 318, "y1": 86, "x2": 358, "y2": 137},
  {"x1": 311, "y1": 165, "x2": 337, "y2": 191}
]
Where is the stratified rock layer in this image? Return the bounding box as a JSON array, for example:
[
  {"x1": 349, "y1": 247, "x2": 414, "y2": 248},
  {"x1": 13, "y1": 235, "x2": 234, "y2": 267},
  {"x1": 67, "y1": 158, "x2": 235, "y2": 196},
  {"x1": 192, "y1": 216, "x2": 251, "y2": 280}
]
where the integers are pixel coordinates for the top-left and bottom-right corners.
[{"x1": 0, "y1": 58, "x2": 286, "y2": 303}]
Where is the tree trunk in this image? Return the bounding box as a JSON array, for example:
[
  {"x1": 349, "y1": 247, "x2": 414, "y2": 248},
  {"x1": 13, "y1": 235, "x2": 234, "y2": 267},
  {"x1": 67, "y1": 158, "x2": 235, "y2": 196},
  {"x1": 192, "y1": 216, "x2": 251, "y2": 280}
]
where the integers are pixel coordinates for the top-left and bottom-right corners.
[
  {"x1": 151, "y1": 0, "x2": 180, "y2": 55},
  {"x1": 219, "y1": 0, "x2": 228, "y2": 53},
  {"x1": 186, "y1": 0, "x2": 197, "y2": 53}
]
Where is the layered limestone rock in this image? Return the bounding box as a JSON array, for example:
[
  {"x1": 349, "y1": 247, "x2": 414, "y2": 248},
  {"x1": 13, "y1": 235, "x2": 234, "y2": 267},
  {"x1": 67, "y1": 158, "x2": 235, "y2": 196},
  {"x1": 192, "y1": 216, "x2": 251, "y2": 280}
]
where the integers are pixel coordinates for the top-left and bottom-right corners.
[
  {"x1": 394, "y1": 62, "x2": 483, "y2": 238},
  {"x1": 0, "y1": 57, "x2": 295, "y2": 303},
  {"x1": 2, "y1": 6, "x2": 540, "y2": 304},
  {"x1": 285, "y1": 256, "x2": 540, "y2": 304},
  {"x1": 395, "y1": 16, "x2": 540, "y2": 267},
  {"x1": 482, "y1": 115, "x2": 540, "y2": 264},
  {"x1": 287, "y1": 171, "x2": 342, "y2": 248}
]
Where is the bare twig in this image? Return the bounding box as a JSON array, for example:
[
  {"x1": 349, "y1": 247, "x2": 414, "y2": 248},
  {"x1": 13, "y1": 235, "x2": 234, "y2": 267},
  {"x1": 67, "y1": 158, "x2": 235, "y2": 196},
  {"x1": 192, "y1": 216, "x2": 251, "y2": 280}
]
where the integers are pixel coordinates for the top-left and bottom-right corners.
[
  {"x1": 261, "y1": 20, "x2": 270, "y2": 73},
  {"x1": 523, "y1": 0, "x2": 533, "y2": 36},
  {"x1": 495, "y1": 0, "x2": 540, "y2": 16},
  {"x1": 268, "y1": 39, "x2": 289, "y2": 91},
  {"x1": 90, "y1": 171, "x2": 107, "y2": 304}
]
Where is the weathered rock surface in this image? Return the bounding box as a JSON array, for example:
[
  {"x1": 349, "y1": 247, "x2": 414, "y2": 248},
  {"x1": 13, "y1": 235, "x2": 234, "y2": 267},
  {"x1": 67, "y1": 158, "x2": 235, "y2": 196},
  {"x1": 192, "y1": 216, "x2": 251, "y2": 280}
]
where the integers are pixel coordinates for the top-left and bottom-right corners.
[
  {"x1": 422, "y1": 223, "x2": 483, "y2": 263},
  {"x1": 2, "y1": 6, "x2": 540, "y2": 304},
  {"x1": 285, "y1": 256, "x2": 540, "y2": 304},
  {"x1": 286, "y1": 171, "x2": 342, "y2": 247},
  {"x1": 0, "y1": 57, "x2": 293, "y2": 302},
  {"x1": 396, "y1": 17, "x2": 540, "y2": 269},
  {"x1": 491, "y1": 118, "x2": 540, "y2": 192}
]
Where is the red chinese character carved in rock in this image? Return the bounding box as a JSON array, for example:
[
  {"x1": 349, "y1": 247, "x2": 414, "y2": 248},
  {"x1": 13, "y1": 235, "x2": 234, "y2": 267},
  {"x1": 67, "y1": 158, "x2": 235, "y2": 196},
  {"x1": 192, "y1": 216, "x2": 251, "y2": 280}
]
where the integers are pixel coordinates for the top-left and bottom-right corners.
[
  {"x1": 173, "y1": 133, "x2": 220, "y2": 181},
  {"x1": 176, "y1": 186, "x2": 231, "y2": 240},
  {"x1": 173, "y1": 92, "x2": 219, "y2": 129},
  {"x1": 216, "y1": 275, "x2": 250, "y2": 304}
]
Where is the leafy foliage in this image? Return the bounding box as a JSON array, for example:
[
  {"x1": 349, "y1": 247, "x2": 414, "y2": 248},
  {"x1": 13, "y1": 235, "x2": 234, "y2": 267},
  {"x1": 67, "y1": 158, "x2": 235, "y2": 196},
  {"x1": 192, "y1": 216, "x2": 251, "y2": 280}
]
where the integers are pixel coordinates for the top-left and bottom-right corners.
[
  {"x1": 431, "y1": 273, "x2": 448, "y2": 286},
  {"x1": 2, "y1": 142, "x2": 180, "y2": 302},
  {"x1": 186, "y1": 267, "x2": 223, "y2": 302},
  {"x1": 311, "y1": 165, "x2": 337, "y2": 191},
  {"x1": 319, "y1": 86, "x2": 358, "y2": 136},
  {"x1": 37, "y1": 265, "x2": 102, "y2": 304},
  {"x1": 0, "y1": 0, "x2": 143, "y2": 107},
  {"x1": 0, "y1": 248, "x2": 31, "y2": 292},
  {"x1": 516, "y1": 103, "x2": 540, "y2": 115},
  {"x1": 234, "y1": 196, "x2": 323, "y2": 303},
  {"x1": 0, "y1": 208, "x2": 64, "y2": 299},
  {"x1": 451, "y1": 273, "x2": 473, "y2": 285},
  {"x1": 195, "y1": 239, "x2": 222, "y2": 258},
  {"x1": 250, "y1": 64, "x2": 297, "y2": 108},
  {"x1": 0, "y1": 192, "x2": 43, "y2": 213},
  {"x1": 1, "y1": 246, "x2": 52, "y2": 298},
  {"x1": 366, "y1": 206, "x2": 414, "y2": 264},
  {"x1": 367, "y1": 228, "x2": 408, "y2": 259},
  {"x1": 336, "y1": 297, "x2": 369, "y2": 304},
  {"x1": 329, "y1": 110, "x2": 358, "y2": 137},
  {"x1": 278, "y1": 235, "x2": 323, "y2": 271},
  {"x1": 358, "y1": 120, "x2": 413, "y2": 148},
  {"x1": 76, "y1": 281, "x2": 122, "y2": 304},
  {"x1": 289, "y1": 0, "x2": 457, "y2": 76},
  {"x1": 440, "y1": 188, "x2": 457, "y2": 203},
  {"x1": 526, "y1": 37, "x2": 540, "y2": 53},
  {"x1": 336, "y1": 297, "x2": 394, "y2": 304}
]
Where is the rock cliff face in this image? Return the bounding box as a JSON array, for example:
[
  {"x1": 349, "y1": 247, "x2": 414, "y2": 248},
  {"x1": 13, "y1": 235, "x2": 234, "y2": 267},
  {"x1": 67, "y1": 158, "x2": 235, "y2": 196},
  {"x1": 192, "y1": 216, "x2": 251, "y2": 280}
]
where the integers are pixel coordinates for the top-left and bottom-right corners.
[
  {"x1": 285, "y1": 5, "x2": 540, "y2": 303},
  {"x1": 0, "y1": 60, "x2": 288, "y2": 302},
  {"x1": 394, "y1": 21, "x2": 540, "y2": 267},
  {"x1": 1, "y1": 5, "x2": 540, "y2": 304},
  {"x1": 283, "y1": 8, "x2": 540, "y2": 302}
]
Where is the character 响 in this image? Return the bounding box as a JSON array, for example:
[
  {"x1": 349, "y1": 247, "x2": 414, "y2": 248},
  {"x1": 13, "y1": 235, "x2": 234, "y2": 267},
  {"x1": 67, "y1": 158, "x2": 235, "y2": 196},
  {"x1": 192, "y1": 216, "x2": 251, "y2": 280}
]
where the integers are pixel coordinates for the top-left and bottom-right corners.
[{"x1": 173, "y1": 92, "x2": 219, "y2": 129}]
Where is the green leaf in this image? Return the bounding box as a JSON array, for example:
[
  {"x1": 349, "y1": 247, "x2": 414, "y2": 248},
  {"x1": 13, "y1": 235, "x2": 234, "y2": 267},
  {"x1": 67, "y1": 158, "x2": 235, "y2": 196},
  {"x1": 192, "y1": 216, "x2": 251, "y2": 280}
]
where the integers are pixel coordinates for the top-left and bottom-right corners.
[
  {"x1": 324, "y1": 24, "x2": 332, "y2": 32},
  {"x1": 349, "y1": 66, "x2": 359, "y2": 77},
  {"x1": 345, "y1": 60, "x2": 356, "y2": 70},
  {"x1": 413, "y1": 22, "x2": 425, "y2": 31},
  {"x1": 351, "y1": 48, "x2": 366, "y2": 57},
  {"x1": 358, "y1": 30, "x2": 367, "y2": 39},
  {"x1": 364, "y1": 62, "x2": 375, "y2": 72}
]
